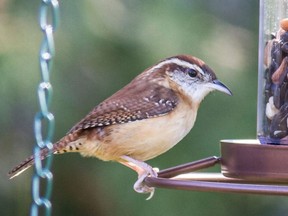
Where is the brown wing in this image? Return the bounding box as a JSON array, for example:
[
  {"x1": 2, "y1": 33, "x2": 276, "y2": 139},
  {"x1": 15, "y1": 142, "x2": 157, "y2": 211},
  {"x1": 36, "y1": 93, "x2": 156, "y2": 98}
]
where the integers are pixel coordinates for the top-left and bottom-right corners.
[{"x1": 68, "y1": 76, "x2": 179, "y2": 134}]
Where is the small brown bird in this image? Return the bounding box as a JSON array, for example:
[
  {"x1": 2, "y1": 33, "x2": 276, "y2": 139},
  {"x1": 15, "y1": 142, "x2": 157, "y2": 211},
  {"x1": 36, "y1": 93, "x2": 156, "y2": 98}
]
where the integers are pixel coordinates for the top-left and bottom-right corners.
[{"x1": 8, "y1": 55, "x2": 231, "y2": 199}]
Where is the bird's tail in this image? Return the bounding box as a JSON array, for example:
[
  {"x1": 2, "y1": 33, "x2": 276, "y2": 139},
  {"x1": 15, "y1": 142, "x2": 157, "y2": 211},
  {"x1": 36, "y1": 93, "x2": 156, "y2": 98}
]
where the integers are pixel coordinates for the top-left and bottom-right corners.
[
  {"x1": 8, "y1": 147, "x2": 54, "y2": 179},
  {"x1": 8, "y1": 132, "x2": 81, "y2": 179}
]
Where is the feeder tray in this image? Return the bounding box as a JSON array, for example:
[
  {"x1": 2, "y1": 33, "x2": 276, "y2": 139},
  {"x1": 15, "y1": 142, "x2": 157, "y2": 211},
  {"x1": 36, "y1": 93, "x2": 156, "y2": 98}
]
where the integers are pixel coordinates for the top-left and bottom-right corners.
[
  {"x1": 144, "y1": 140, "x2": 288, "y2": 196},
  {"x1": 221, "y1": 139, "x2": 288, "y2": 181}
]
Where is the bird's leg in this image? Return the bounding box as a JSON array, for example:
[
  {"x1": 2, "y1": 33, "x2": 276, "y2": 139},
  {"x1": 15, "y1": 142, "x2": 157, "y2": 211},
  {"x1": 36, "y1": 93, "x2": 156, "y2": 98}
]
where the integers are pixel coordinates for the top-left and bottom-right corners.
[{"x1": 119, "y1": 155, "x2": 158, "y2": 200}]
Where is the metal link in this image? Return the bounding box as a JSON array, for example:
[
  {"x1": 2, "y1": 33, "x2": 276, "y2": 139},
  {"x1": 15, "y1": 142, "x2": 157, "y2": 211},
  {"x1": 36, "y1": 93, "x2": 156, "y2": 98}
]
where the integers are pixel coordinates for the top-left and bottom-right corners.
[
  {"x1": 39, "y1": 0, "x2": 60, "y2": 32},
  {"x1": 31, "y1": 0, "x2": 59, "y2": 216},
  {"x1": 37, "y1": 82, "x2": 53, "y2": 116}
]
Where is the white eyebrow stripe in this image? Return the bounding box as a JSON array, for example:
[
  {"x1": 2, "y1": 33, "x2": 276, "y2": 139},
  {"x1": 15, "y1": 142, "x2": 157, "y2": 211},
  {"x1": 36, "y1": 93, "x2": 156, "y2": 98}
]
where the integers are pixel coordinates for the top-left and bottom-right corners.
[{"x1": 148, "y1": 58, "x2": 205, "y2": 75}]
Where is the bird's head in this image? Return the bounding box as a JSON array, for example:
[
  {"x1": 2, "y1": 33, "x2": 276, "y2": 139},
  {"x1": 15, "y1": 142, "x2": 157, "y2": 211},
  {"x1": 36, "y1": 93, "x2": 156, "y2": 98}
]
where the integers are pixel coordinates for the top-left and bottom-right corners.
[{"x1": 148, "y1": 55, "x2": 232, "y2": 103}]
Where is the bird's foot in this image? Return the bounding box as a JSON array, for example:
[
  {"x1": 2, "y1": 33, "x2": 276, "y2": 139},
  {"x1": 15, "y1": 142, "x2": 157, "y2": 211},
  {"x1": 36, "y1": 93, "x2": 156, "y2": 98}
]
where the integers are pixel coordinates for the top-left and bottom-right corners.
[
  {"x1": 119, "y1": 155, "x2": 158, "y2": 200},
  {"x1": 133, "y1": 166, "x2": 158, "y2": 200}
]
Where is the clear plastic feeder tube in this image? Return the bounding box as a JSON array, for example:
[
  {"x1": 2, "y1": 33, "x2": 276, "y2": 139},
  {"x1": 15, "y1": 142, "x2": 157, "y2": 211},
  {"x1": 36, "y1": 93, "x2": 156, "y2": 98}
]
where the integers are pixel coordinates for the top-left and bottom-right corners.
[{"x1": 257, "y1": 0, "x2": 288, "y2": 144}]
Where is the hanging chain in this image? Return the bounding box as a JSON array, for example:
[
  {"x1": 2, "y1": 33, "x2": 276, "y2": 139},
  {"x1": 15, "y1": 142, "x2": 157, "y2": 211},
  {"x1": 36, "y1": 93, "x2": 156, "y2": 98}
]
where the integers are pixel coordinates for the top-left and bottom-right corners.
[{"x1": 31, "y1": 0, "x2": 59, "y2": 216}]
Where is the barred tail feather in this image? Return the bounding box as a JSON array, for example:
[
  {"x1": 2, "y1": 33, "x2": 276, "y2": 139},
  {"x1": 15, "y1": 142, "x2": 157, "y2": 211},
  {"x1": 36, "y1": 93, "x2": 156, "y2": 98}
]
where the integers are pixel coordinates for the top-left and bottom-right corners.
[
  {"x1": 8, "y1": 155, "x2": 35, "y2": 179},
  {"x1": 8, "y1": 132, "x2": 81, "y2": 179},
  {"x1": 8, "y1": 148, "x2": 52, "y2": 179}
]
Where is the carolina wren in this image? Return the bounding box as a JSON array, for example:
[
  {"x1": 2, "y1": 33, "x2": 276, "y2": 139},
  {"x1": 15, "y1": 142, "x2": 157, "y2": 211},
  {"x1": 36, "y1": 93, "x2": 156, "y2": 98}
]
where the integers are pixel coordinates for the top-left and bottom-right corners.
[{"x1": 8, "y1": 55, "x2": 232, "y2": 199}]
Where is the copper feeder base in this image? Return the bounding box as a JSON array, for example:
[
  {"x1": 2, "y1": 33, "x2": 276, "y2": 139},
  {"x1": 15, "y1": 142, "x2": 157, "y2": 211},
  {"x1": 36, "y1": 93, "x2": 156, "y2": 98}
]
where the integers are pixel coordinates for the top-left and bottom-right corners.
[
  {"x1": 144, "y1": 139, "x2": 288, "y2": 196},
  {"x1": 221, "y1": 139, "x2": 288, "y2": 182}
]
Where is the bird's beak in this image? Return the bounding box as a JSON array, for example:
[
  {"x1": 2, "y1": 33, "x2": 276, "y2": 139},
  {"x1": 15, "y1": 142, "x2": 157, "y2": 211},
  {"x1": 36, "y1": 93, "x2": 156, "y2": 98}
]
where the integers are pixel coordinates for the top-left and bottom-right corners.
[{"x1": 210, "y1": 80, "x2": 232, "y2": 96}]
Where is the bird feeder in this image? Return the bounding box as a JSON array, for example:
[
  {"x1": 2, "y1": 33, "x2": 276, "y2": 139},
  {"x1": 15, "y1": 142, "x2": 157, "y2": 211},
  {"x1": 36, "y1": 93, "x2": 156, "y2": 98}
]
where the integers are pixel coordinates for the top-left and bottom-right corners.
[{"x1": 145, "y1": 0, "x2": 288, "y2": 196}]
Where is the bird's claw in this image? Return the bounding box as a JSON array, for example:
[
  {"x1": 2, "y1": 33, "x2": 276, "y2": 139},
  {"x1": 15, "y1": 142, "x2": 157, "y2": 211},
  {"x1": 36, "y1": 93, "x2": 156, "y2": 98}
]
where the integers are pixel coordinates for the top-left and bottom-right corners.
[{"x1": 133, "y1": 167, "x2": 158, "y2": 200}]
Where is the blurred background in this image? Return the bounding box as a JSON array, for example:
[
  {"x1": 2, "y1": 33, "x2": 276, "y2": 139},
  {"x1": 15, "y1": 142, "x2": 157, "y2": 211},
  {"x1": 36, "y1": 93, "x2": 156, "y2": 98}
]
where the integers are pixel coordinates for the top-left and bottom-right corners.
[{"x1": 2, "y1": 0, "x2": 287, "y2": 215}]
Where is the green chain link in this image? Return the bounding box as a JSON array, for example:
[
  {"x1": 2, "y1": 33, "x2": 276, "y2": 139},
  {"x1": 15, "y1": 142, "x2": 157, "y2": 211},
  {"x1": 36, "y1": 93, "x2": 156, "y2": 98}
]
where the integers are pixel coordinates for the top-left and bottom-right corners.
[{"x1": 31, "y1": 0, "x2": 59, "y2": 215}]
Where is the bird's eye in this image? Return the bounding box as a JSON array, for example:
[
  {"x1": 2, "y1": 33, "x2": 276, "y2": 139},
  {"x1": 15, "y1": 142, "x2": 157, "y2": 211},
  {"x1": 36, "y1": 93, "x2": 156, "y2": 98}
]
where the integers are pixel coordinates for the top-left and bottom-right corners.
[{"x1": 187, "y1": 69, "x2": 197, "y2": 78}]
